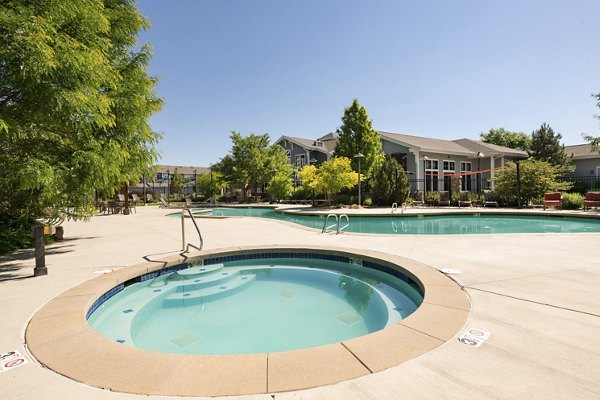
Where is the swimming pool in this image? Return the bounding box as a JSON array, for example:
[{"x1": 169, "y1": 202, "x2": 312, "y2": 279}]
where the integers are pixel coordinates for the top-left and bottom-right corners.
[
  {"x1": 191, "y1": 207, "x2": 600, "y2": 234},
  {"x1": 87, "y1": 255, "x2": 423, "y2": 354}
]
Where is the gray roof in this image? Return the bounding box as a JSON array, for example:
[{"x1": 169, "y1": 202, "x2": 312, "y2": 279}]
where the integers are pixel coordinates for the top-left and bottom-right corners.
[
  {"x1": 379, "y1": 131, "x2": 472, "y2": 155},
  {"x1": 564, "y1": 144, "x2": 600, "y2": 159},
  {"x1": 156, "y1": 165, "x2": 211, "y2": 175},
  {"x1": 453, "y1": 139, "x2": 529, "y2": 157},
  {"x1": 275, "y1": 132, "x2": 338, "y2": 154}
]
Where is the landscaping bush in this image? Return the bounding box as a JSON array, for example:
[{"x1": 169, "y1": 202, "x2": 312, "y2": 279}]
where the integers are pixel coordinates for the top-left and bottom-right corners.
[
  {"x1": 451, "y1": 191, "x2": 461, "y2": 206},
  {"x1": 362, "y1": 197, "x2": 372, "y2": 207},
  {"x1": 561, "y1": 193, "x2": 584, "y2": 210}
]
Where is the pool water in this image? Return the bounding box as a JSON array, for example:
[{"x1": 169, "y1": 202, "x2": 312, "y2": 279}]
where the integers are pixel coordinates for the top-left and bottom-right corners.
[
  {"x1": 88, "y1": 258, "x2": 422, "y2": 355},
  {"x1": 193, "y1": 207, "x2": 600, "y2": 234}
]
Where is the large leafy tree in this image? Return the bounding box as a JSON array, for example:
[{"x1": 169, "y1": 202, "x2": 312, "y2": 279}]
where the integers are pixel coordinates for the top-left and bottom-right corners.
[
  {"x1": 583, "y1": 92, "x2": 600, "y2": 153},
  {"x1": 215, "y1": 132, "x2": 291, "y2": 200},
  {"x1": 529, "y1": 123, "x2": 572, "y2": 172},
  {"x1": 370, "y1": 156, "x2": 410, "y2": 206},
  {"x1": 480, "y1": 128, "x2": 531, "y2": 151},
  {"x1": 267, "y1": 172, "x2": 293, "y2": 202},
  {"x1": 196, "y1": 171, "x2": 226, "y2": 199},
  {"x1": 0, "y1": 0, "x2": 162, "y2": 250},
  {"x1": 299, "y1": 157, "x2": 359, "y2": 205},
  {"x1": 493, "y1": 160, "x2": 572, "y2": 206},
  {"x1": 333, "y1": 99, "x2": 382, "y2": 178}
]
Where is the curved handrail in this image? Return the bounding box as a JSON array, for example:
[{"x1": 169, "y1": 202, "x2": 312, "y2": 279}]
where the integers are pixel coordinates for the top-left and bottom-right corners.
[
  {"x1": 321, "y1": 214, "x2": 338, "y2": 234},
  {"x1": 182, "y1": 208, "x2": 203, "y2": 252},
  {"x1": 391, "y1": 203, "x2": 398, "y2": 213},
  {"x1": 401, "y1": 202, "x2": 408, "y2": 213},
  {"x1": 337, "y1": 214, "x2": 349, "y2": 234}
]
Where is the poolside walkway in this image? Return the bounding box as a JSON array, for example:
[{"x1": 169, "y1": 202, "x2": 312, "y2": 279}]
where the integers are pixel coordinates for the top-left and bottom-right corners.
[{"x1": 1, "y1": 205, "x2": 599, "y2": 399}]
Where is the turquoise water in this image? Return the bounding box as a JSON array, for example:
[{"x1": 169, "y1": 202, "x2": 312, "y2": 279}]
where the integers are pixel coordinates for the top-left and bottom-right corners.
[
  {"x1": 88, "y1": 258, "x2": 422, "y2": 355},
  {"x1": 192, "y1": 207, "x2": 600, "y2": 234}
]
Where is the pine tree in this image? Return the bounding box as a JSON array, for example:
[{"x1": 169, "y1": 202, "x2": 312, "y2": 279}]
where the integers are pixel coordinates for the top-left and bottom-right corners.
[
  {"x1": 529, "y1": 123, "x2": 572, "y2": 172},
  {"x1": 333, "y1": 99, "x2": 382, "y2": 178}
]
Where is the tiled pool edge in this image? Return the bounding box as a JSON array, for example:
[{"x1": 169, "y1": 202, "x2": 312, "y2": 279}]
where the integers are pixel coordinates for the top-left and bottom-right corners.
[{"x1": 25, "y1": 245, "x2": 470, "y2": 397}]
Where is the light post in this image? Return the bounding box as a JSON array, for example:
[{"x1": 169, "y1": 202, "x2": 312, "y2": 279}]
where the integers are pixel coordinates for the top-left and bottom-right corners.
[
  {"x1": 193, "y1": 169, "x2": 197, "y2": 197},
  {"x1": 354, "y1": 153, "x2": 364, "y2": 207},
  {"x1": 166, "y1": 169, "x2": 170, "y2": 198},
  {"x1": 476, "y1": 152, "x2": 484, "y2": 194},
  {"x1": 516, "y1": 160, "x2": 522, "y2": 209},
  {"x1": 423, "y1": 155, "x2": 429, "y2": 197},
  {"x1": 309, "y1": 157, "x2": 318, "y2": 207},
  {"x1": 210, "y1": 170, "x2": 213, "y2": 201}
]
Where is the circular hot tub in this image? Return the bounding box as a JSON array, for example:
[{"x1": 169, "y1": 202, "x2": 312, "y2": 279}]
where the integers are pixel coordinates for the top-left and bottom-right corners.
[{"x1": 26, "y1": 245, "x2": 469, "y2": 396}]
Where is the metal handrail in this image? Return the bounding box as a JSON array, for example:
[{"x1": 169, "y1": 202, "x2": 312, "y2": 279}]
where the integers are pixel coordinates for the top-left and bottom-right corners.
[
  {"x1": 337, "y1": 214, "x2": 349, "y2": 234},
  {"x1": 391, "y1": 203, "x2": 398, "y2": 213},
  {"x1": 181, "y1": 208, "x2": 203, "y2": 252},
  {"x1": 321, "y1": 214, "x2": 338, "y2": 234}
]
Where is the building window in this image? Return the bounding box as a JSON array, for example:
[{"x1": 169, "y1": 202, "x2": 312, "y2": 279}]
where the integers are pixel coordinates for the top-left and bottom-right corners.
[
  {"x1": 295, "y1": 154, "x2": 306, "y2": 168},
  {"x1": 460, "y1": 161, "x2": 472, "y2": 191},
  {"x1": 425, "y1": 159, "x2": 439, "y2": 191},
  {"x1": 443, "y1": 160, "x2": 455, "y2": 191},
  {"x1": 285, "y1": 150, "x2": 291, "y2": 163}
]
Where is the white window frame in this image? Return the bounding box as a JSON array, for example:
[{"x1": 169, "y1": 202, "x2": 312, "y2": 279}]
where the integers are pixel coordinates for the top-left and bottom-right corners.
[
  {"x1": 295, "y1": 154, "x2": 306, "y2": 168},
  {"x1": 443, "y1": 160, "x2": 455, "y2": 172}
]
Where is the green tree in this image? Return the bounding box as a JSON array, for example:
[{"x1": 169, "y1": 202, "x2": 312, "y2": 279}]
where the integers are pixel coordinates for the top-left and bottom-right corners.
[
  {"x1": 529, "y1": 123, "x2": 572, "y2": 172},
  {"x1": 0, "y1": 1, "x2": 162, "y2": 251},
  {"x1": 582, "y1": 92, "x2": 600, "y2": 152},
  {"x1": 299, "y1": 157, "x2": 359, "y2": 205},
  {"x1": 493, "y1": 160, "x2": 572, "y2": 206},
  {"x1": 268, "y1": 172, "x2": 293, "y2": 202},
  {"x1": 370, "y1": 156, "x2": 410, "y2": 206},
  {"x1": 333, "y1": 99, "x2": 382, "y2": 178},
  {"x1": 480, "y1": 128, "x2": 531, "y2": 150},
  {"x1": 170, "y1": 168, "x2": 183, "y2": 197},
  {"x1": 217, "y1": 132, "x2": 291, "y2": 200},
  {"x1": 196, "y1": 172, "x2": 226, "y2": 199}
]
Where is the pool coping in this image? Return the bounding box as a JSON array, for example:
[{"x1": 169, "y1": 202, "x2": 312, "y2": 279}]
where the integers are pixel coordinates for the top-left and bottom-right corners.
[{"x1": 25, "y1": 245, "x2": 470, "y2": 397}]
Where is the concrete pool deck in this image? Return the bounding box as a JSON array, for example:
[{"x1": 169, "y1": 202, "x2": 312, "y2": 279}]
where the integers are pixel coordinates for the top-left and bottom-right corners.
[{"x1": 1, "y1": 205, "x2": 600, "y2": 399}]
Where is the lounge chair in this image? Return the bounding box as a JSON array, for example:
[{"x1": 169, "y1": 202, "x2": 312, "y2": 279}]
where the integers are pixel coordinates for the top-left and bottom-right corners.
[
  {"x1": 458, "y1": 191, "x2": 472, "y2": 208},
  {"x1": 185, "y1": 198, "x2": 193, "y2": 208},
  {"x1": 438, "y1": 191, "x2": 450, "y2": 207},
  {"x1": 543, "y1": 192, "x2": 562, "y2": 210},
  {"x1": 584, "y1": 192, "x2": 600, "y2": 211},
  {"x1": 159, "y1": 197, "x2": 173, "y2": 209},
  {"x1": 483, "y1": 190, "x2": 498, "y2": 207},
  {"x1": 146, "y1": 193, "x2": 154, "y2": 202}
]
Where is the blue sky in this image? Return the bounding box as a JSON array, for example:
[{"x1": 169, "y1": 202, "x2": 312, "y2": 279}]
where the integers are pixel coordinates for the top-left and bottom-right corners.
[{"x1": 137, "y1": 0, "x2": 600, "y2": 167}]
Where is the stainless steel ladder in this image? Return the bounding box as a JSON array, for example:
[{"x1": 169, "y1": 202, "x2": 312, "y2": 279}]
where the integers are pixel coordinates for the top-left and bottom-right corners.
[
  {"x1": 181, "y1": 208, "x2": 203, "y2": 252},
  {"x1": 321, "y1": 214, "x2": 349, "y2": 234}
]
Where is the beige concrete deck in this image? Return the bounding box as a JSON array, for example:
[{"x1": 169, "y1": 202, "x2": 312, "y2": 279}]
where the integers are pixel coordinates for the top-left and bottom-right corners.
[{"x1": 2, "y1": 205, "x2": 600, "y2": 399}]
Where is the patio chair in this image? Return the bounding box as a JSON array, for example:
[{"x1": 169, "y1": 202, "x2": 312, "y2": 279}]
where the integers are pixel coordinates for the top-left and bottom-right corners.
[
  {"x1": 146, "y1": 193, "x2": 154, "y2": 203},
  {"x1": 483, "y1": 190, "x2": 498, "y2": 207},
  {"x1": 458, "y1": 191, "x2": 472, "y2": 208},
  {"x1": 438, "y1": 191, "x2": 450, "y2": 207},
  {"x1": 543, "y1": 192, "x2": 562, "y2": 210},
  {"x1": 130, "y1": 194, "x2": 139, "y2": 213},
  {"x1": 411, "y1": 190, "x2": 424, "y2": 207},
  {"x1": 583, "y1": 191, "x2": 600, "y2": 211},
  {"x1": 185, "y1": 198, "x2": 193, "y2": 208}
]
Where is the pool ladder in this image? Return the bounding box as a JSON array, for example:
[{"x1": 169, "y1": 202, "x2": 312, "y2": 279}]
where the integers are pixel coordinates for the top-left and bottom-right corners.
[
  {"x1": 321, "y1": 214, "x2": 349, "y2": 234},
  {"x1": 181, "y1": 208, "x2": 203, "y2": 253}
]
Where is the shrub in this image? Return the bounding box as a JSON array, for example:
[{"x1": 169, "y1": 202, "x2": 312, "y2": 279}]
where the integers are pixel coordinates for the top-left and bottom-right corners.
[
  {"x1": 370, "y1": 156, "x2": 410, "y2": 206},
  {"x1": 561, "y1": 193, "x2": 584, "y2": 210},
  {"x1": 362, "y1": 197, "x2": 372, "y2": 207},
  {"x1": 451, "y1": 191, "x2": 461, "y2": 206}
]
